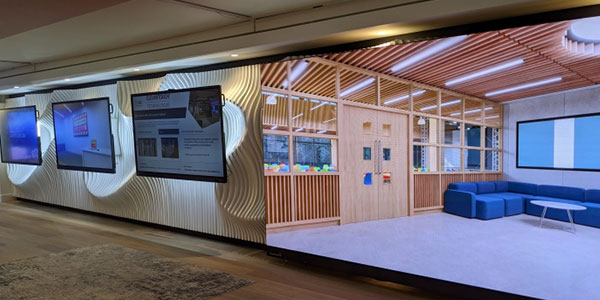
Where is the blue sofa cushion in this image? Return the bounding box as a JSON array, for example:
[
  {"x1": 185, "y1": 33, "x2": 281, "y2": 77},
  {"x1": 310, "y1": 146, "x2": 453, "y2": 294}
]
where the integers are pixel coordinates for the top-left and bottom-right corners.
[
  {"x1": 448, "y1": 182, "x2": 477, "y2": 194},
  {"x1": 493, "y1": 181, "x2": 509, "y2": 192},
  {"x1": 574, "y1": 202, "x2": 600, "y2": 228},
  {"x1": 538, "y1": 184, "x2": 585, "y2": 201},
  {"x1": 525, "y1": 197, "x2": 583, "y2": 222},
  {"x1": 444, "y1": 190, "x2": 476, "y2": 218},
  {"x1": 476, "y1": 182, "x2": 496, "y2": 194},
  {"x1": 485, "y1": 193, "x2": 524, "y2": 216},
  {"x1": 475, "y1": 196, "x2": 504, "y2": 220},
  {"x1": 508, "y1": 182, "x2": 537, "y2": 195},
  {"x1": 585, "y1": 189, "x2": 600, "y2": 204}
]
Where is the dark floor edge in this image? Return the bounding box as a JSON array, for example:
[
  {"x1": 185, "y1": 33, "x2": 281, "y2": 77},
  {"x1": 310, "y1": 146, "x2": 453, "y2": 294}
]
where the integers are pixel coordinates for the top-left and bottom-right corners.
[
  {"x1": 266, "y1": 245, "x2": 540, "y2": 300},
  {"x1": 14, "y1": 197, "x2": 266, "y2": 250}
]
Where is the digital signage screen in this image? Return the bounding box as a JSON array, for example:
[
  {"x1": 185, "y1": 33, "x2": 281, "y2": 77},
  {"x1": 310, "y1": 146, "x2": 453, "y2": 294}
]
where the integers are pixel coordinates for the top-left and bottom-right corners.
[
  {"x1": 517, "y1": 112, "x2": 600, "y2": 171},
  {"x1": 131, "y1": 86, "x2": 227, "y2": 183},
  {"x1": 52, "y1": 97, "x2": 116, "y2": 173},
  {"x1": 0, "y1": 105, "x2": 42, "y2": 165}
]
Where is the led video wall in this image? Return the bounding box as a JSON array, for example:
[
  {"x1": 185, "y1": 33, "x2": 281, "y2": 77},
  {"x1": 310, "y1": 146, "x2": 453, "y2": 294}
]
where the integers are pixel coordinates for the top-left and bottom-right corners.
[
  {"x1": 130, "y1": 85, "x2": 227, "y2": 183},
  {"x1": 517, "y1": 113, "x2": 600, "y2": 171},
  {"x1": 0, "y1": 106, "x2": 42, "y2": 165},
  {"x1": 52, "y1": 97, "x2": 116, "y2": 173}
]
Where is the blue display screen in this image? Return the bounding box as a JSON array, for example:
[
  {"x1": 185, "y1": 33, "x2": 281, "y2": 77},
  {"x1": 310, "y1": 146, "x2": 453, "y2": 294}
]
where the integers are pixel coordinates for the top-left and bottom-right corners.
[
  {"x1": 517, "y1": 114, "x2": 600, "y2": 171},
  {"x1": 52, "y1": 98, "x2": 115, "y2": 173},
  {"x1": 0, "y1": 106, "x2": 41, "y2": 165}
]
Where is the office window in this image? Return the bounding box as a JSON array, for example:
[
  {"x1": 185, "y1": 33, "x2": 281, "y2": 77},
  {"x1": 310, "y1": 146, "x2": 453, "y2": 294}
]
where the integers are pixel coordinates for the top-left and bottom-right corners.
[
  {"x1": 465, "y1": 149, "x2": 481, "y2": 171},
  {"x1": 413, "y1": 146, "x2": 438, "y2": 172},
  {"x1": 442, "y1": 147, "x2": 461, "y2": 172},
  {"x1": 444, "y1": 121, "x2": 461, "y2": 145},
  {"x1": 263, "y1": 134, "x2": 289, "y2": 172},
  {"x1": 465, "y1": 124, "x2": 481, "y2": 147},
  {"x1": 293, "y1": 137, "x2": 338, "y2": 172}
]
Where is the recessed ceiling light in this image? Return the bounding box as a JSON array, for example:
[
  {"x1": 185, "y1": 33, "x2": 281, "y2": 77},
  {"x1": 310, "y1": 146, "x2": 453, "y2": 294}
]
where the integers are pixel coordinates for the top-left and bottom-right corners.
[
  {"x1": 445, "y1": 59, "x2": 524, "y2": 86},
  {"x1": 231, "y1": 54, "x2": 239, "y2": 57},
  {"x1": 485, "y1": 77, "x2": 562, "y2": 97},
  {"x1": 390, "y1": 35, "x2": 467, "y2": 72},
  {"x1": 339, "y1": 78, "x2": 375, "y2": 97},
  {"x1": 133, "y1": 68, "x2": 141, "y2": 72},
  {"x1": 64, "y1": 78, "x2": 70, "y2": 81},
  {"x1": 13, "y1": 86, "x2": 19, "y2": 89}
]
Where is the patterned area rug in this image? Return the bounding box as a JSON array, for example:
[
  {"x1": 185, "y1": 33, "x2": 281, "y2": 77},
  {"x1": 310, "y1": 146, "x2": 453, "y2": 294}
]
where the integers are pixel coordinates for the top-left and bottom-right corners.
[{"x1": 0, "y1": 244, "x2": 252, "y2": 299}]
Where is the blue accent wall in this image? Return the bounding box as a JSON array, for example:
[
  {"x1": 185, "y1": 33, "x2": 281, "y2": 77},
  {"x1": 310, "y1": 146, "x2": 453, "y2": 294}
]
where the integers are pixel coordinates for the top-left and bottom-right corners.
[{"x1": 574, "y1": 115, "x2": 600, "y2": 169}]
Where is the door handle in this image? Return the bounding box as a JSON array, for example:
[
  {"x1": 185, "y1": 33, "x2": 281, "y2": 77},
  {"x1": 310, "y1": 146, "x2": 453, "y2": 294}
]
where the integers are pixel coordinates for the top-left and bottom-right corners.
[{"x1": 378, "y1": 140, "x2": 383, "y2": 175}]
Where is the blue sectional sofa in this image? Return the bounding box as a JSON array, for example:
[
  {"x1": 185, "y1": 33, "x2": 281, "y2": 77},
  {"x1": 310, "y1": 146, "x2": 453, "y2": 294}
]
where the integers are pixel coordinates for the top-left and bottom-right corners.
[{"x1": 444, "y1": 181, "x2": 600, "y2": 228}]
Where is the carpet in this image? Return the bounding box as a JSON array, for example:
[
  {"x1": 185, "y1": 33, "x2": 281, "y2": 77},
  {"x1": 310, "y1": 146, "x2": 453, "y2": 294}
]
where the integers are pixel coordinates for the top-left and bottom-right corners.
[{"x1": 0, "y1": 244, "x2": 252, "y2": 300}]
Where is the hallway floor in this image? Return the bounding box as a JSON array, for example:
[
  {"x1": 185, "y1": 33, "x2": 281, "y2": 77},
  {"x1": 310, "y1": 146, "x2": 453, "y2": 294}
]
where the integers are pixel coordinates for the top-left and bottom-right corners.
[{"x1": 0, "y1": 199, "x2": 452, "y2": 300}]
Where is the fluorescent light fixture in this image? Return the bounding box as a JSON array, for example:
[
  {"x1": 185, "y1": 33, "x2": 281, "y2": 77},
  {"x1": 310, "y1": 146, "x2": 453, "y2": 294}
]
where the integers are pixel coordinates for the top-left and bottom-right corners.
[
  {"x1": 13, "y1": 86, "x2": 19, "y2": 89},
  {"x1": 63, "y1": 104, "x2": 72, "y2": 113},
  {"x1": 292, "y1": 113, "x2": 303, "y2": 120},
  {"x1": 270, "y1": 125, "x2": 278, "y2": 130},
  {"x1": 133, "y1": 68, "x2": 141, "y2": 72},
  {"x1": 390, "y1": 35, "x2": 467, "y2": 72},
  {"x1": 445, "y1": 59, "x2": 524, "y2": 86},
  {"x1": 373, "y1": 41, "x2": 393, "y2": 48},
  {"x1": 486, "y1": 115, "x2": 499, "y2": 119},
  {"x1": 64, "y1": 78, "x2": 71, "y2": 81},
  {"x1": 231, "y1": 54, "x2": 239, "y2": 57},
  {"x1": 450, "y1": 112, "x2": 461, "y2": 117},
  {"x1": 485, "y1": 77, "x2": 562, "y2": 97},
  {"x1": 317, "y1": 130, "x2": 327, "y2": 134},
  {"x1": 323, "y1": 118, "x2": 336, "y2": 124},
  {"x1": 266, "y1": 94, "x2": 277, "y2": 105},
  {"x1": 339, "y1": 78, "x2": 375, "y2": 97},
  {"x1": 383, "y1": 90, "x2": 425, "y2": 105},
  {"x1": 464, "y1": 107, "x2": 493, "y2": 115},
  {"x1": 310, "y1": 102, "x2": 327, "y2": 111},
  {"x1": 420, "y1": 99, "x2": 461, "y2": 111},
  {"x1": 282, "y1": 60, "x2": 309, "y2": 88},
  {"x1": 295, "y1": 128, "x2": 304, "y2": 132}
]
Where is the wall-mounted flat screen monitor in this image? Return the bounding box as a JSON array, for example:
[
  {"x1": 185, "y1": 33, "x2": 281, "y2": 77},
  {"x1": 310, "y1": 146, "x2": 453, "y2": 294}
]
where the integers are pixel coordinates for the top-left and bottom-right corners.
[
  {"x1": 52, "y1": 97, "x2": 116, "y2": 173},
  {"x1": 131, "y1": 85, "x2": 227, "y2": 182},
  {"x1": 0, "y1": 105, "x2": 42, "y2": 165},
  {"x1": 517, "y1": 112, "x2": 600, "y2": 171}
]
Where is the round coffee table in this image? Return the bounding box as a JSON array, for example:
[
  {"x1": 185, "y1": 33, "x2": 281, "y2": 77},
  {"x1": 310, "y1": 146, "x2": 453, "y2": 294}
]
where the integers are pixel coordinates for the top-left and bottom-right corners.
[{"x1": 530, "y1": 200, "x2": 586, "y2": 233}]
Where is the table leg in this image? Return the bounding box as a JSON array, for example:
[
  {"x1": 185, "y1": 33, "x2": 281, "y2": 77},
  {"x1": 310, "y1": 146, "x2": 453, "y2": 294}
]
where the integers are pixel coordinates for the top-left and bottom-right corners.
[
  {"x1": 539, "y1": 207, "x2": 547, "y2": 227},
  {"x1": 567, "y1": 209, "x2": 576, "y2": 233}
]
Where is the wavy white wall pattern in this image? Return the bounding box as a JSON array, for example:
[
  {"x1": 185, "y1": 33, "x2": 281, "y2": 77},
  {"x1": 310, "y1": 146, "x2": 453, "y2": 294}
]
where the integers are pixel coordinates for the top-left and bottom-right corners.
[{"x1": 6, "y1": 66, "x2": 265, "y2": 243}]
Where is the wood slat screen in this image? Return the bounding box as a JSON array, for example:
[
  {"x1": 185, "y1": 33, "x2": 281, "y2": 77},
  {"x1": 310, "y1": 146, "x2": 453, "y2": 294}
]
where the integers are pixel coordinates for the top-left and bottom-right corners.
[
  {"x1": 295, "y1": 175, "x2": 340, "y2": 221},
  {"x1": 265, "y1": 176, "x2": 292, "y2": 224},
  {"x1": 414, "y1": 174, "x2": 440, "y2": 208}
]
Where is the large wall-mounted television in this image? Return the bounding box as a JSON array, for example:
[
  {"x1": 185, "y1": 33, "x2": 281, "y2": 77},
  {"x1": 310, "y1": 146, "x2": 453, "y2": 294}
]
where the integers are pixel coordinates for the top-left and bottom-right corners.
[
  {"x1": 517, "y1": 112, "x2": 600, "y2": 171},
  {"x1": 131, "y1": 86, "x2": 227, "y2": 183},
  {"x1": 0, "y1": 105, "x2": 42, "y2": 165},
  {"x1": 52, "y1": 97, "x2": 116, "y2": 173}
]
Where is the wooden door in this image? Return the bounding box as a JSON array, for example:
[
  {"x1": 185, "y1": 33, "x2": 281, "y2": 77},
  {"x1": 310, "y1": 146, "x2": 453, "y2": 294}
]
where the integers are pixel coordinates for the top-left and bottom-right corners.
[
  {"x1": 340, "y1": 105, "x2": 379, "y2": 223},
  {"x1": 377, "y1": 111, "x2": 409, "y2": 219}
]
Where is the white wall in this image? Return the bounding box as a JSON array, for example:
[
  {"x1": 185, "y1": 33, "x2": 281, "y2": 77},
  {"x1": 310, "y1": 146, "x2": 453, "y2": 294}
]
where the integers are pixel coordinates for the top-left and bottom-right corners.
[
  {"x1": 503, "y1": 85, "x2": 600, "y2": 189},
  {"x1": 4, "y1": 65, "x2": 265, "y2": 243}
]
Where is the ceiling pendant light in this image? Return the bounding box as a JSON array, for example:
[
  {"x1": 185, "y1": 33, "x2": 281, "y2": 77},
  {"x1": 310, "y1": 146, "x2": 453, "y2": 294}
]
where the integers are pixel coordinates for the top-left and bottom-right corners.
[
  {"x1": 445, "y1": 59, "x2": 524, "y2": 86},
  {"x1": 485, "y1": 77, "x2": 562, "y2": 97},
  {"x1": 563, "y1": 16, "x2": 600, "y2": 55},
  {"x1": 420, "y1": 99, "x2": 461, "y2": 111},
  {"x1": 390, "y1": 35, "x2": 468, "y2": 73}
]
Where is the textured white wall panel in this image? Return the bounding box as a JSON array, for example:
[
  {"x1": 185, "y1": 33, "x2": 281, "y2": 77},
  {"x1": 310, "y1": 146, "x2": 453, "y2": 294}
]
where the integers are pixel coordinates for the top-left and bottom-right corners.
[{"x1": 4, "y1": 65, "x2": 265, "y2": 243}]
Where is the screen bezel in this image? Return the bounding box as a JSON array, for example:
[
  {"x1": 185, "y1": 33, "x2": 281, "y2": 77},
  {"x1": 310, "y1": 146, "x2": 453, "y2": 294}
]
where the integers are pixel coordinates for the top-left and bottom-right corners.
[
  {"x1": 51, "y1": 97, "x2": 116, "y2": 174},
  {"x1": 130, "y1": 85, "x2": 227, "y2": 183},
  {"x1": 516, "y1": 112, "x2": 600, "y2": 172},
  {"x1": 0, "y1": 105, "x2": 43, "y2": 166}
]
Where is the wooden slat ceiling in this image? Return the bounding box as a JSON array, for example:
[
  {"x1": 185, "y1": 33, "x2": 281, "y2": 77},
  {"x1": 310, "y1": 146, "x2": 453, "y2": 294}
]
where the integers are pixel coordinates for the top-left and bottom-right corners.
[
  {"x1": 324, "y1": 20, "x2": 597, "y2": 102},
  {"x1": 262, "y1": 19, "x2": 600, "y2": 102}
]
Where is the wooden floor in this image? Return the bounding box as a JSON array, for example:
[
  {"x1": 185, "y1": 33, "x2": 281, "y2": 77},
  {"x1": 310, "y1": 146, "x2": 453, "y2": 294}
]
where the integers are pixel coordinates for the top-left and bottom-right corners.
[{"x1": 0, "y1": 199, "x2": 456, "y2": 300}]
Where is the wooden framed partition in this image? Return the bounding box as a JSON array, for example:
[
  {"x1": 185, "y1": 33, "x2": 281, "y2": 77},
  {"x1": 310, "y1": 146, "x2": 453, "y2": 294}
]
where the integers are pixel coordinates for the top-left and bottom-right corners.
[{"x1": 262, "y1": 55, "x2": 504, "y2": 232}]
